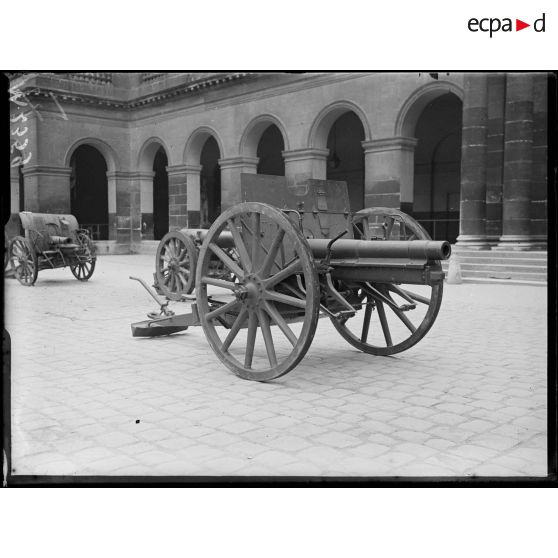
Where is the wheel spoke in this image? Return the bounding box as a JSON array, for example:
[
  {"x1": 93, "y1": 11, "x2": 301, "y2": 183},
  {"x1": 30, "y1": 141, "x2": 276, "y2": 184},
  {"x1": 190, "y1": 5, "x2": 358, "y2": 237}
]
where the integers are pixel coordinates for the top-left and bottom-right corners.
[
  {"x1": 361, "y1": 299, "x2": 373, "y2": 343},
  {"x1": 244, "y1": 310, "x2": 258, "y2": 368},
  {"x1": 201, "y1": 276, "x2": 237, "y2": 290},
  {"x1": 389, "y1": 304, "x2": 417, "y2": 333},
  {"x1": 257, "y1": 309, "x2": 277, "y2": 368},
  {"x1": 227, "y1": 218, "x2": 252, "y2": 272},
  {"x1": 206, "y1": 299, "x2": 240, "y2": 322},
  {"x1": 376, "y1": 300, "x2": 393, "y2": 346},
  {"x1": 264, "y1": 290, "x2": 306, "y2": 309},
  {"x1": 259, "y1": 228, "x2": 285, "y2": 277},
  {"x1": 209, "y1": 243, "x2": 244, "y2": 279},
  {"x1": 263, "y1": 259, "x2": 302, "y2": 290},
  {"x1": 221, "y1": 307, "x2": 248, "y2": 352},
  {"x1": 263, "y1": 300, "x2": 297, "y2": 346},
  {"x1": 251, "y1": 212, "x2": 261, "y2": 272}
]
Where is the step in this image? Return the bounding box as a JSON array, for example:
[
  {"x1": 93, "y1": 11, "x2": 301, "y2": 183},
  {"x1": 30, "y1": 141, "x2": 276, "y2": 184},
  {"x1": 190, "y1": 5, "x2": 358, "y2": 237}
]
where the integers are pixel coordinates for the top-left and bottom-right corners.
[
  {"x1": 452, "y1": 268, "x2": 547, "y2": 281},
  {"x1": 451, "y1": 249, "x2": 547, "y2": 260},
  {"x1": 443, "y1": 262, "x2": 548, "y2": 274},
  {"x1": 447, "y1": 257, "x2": 547, "y2": 267}
]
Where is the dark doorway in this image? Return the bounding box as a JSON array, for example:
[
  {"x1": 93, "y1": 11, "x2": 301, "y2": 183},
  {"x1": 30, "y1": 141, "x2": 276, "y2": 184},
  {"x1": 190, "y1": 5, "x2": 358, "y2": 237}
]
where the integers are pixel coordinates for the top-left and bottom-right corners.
[
  {"x1": 326, "y1": 112, "x2": 365, "y2": 211},
  {"x1": 257, "y1": 125, "x2": 285, "y2": 176},
  {"x1": 153, "y1": 147, "x2": 169, "y2": 240},
  {"x1": 200, "y1": 137, "x2": 221, "y2": 228},
  {"x1": 413, "y1": 93, "x2": 462, "y2": 242},
  {"x1": 70, "y1": 145, "x2": 109, "y2": 240}
]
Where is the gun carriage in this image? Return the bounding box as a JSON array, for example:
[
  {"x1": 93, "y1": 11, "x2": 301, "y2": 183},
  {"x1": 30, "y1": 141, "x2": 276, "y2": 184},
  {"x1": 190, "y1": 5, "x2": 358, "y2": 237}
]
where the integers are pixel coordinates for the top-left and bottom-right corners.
[
  {"x1": 6, "y1": 212, "x2": 96, "y2": 286},
  {"x1": 133, "y1": 175, "x2": 450, "y2": 382}
]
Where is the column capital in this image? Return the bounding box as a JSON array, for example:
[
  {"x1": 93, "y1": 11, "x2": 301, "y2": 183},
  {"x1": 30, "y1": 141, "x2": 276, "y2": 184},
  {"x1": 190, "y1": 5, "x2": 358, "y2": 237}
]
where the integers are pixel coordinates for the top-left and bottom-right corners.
[
  {"x1": 282, "y1": 148, "x2": 329, "y2": 162},
  {"x1": 218, "y1": 156, "x2": 259, "y2": 169},
  {"x1": 361, "y1": 137, "x2": 418, "y2": 153},
  {"x1": 21, "y1": 165, "x2": 72, "y2": 177},
  {"x1": 106, "y1": 171, "x2": 135, "y2": 180},
  {"x1": 166, "y1": 164, "x2": 202, "y2": 174},
  {"x1": 129, "y1": 171, "x2": 155, "y2": 180}
]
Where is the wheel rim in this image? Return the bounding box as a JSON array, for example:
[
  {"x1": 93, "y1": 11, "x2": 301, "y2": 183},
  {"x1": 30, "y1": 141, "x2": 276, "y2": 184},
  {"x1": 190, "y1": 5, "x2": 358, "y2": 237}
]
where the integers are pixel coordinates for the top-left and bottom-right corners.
[
  {"x1": 155, "y1": 231, "x2": 196, "y2": 299},
  {"x1": 196, "y1": 202, "x2": 319, "y2": 381},
  {"x1": 10, "y1": 236, "x2": 37, "y2": 286},
  {"x1": 330, "y1": 208, "x2": 444, "y2": 355},
  {"x1": 70, "y1": 233, "x2": 96, "y2": 281}
]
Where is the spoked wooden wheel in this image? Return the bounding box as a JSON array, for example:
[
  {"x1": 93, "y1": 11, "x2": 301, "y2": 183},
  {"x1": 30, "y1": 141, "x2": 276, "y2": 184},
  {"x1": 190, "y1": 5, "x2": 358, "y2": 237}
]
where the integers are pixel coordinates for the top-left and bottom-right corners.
[
  {"x1": 155, "y1": 231, "x2": 197, "y2": 300},
  {"x1": 330, "y1": 208, "x2": 444, "y2": 356},
  {"x1": 70, "y1": 232, "x2": 96, "y2": 281},
  {"x1": 9, "y1": 236, "x2": 38, "y2": 286},
  {"x1": 196, "y1": 202, "x2": 320, "y2": 381}
]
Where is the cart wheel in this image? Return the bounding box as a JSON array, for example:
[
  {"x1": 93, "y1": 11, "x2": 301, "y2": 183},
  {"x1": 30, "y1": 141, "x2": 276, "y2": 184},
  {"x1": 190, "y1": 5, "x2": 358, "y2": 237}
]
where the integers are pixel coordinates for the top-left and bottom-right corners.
[
  {"x1": 155, "y1": 231, "x2": 197, "y2": 300},
  {"x1": 196, "y1": 202, "x2": 319, "y2": 381},
  {"x1": 9, "y1": 236, "x2": 38, "y2": 286},
  {"x1": 330, "y1": 208, "x2": 444, "y2": 355},
  {"x1": 70, "y1": 232, "x2": 96, "y2": 281}
]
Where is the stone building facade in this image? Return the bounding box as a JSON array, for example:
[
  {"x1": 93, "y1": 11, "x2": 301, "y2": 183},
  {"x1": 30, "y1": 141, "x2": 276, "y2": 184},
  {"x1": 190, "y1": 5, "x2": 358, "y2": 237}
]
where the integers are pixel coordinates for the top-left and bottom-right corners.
[{"x1": 7, "y1": 72, "x2": 549, "y2": 253}]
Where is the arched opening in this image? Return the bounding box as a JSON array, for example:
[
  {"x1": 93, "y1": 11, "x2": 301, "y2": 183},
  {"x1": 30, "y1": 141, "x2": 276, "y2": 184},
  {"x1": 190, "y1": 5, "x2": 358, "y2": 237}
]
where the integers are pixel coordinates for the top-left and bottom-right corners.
[
  {"x1": 256, "y1": 124, "x2": 285, "y2": 176},
  {"x1": 325, "y1": 112, "x2": 365, "y2": 211},
  {"x1": 153, "y1": 146, "x2": 169, "y2": 240},
  {"x1": 412, "y1": 93, "x2": 462, "y2": 242},
  {"x1": 200, "y1": 136, "x2": 221, "y2": 228},
  {"x1": 70, "y1": 145, "x2": 108, "y2": 240}
]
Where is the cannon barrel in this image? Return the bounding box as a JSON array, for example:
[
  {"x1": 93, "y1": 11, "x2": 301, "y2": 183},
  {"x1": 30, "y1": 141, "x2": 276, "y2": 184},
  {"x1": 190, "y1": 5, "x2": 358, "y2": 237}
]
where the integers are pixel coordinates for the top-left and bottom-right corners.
[
  {"x1": 179, "y1": 228, "x2": 235, "y2": 249},
  {"x1": 307, "y1": 238, "x2": 451, "y2": 261},
  {"x1": 49, "y1": 235, "x2": 74, "y2": 245}
]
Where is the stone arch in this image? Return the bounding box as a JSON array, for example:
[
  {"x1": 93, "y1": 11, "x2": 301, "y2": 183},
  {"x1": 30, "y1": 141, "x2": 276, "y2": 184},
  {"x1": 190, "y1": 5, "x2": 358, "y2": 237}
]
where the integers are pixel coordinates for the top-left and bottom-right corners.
[
  {"x1": 137, "y1": 136, "x2": 171, "y2": 170},
  {"x1": 395, "y1": 81, "x2": 464, "y2": 137},
  {"x1": 239, "y1": 114, "x2": 290, "y2": 157},
  {"x1": 184, "y1": 126, "x2": 225, "y2": 165},
  {"x1": 308, "y1": 100, "x2": 371, "y2": 149},
  {"x1": 64, "y1": 137, "x2": 119, "y2": 173}
]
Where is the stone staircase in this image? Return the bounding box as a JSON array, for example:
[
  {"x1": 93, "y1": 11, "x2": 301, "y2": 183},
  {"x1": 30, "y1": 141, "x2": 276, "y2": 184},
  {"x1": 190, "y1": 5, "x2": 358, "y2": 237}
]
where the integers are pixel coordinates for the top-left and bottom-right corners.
[{"x1": 442, "y1": 248, "x2": 547, "y2": 285}]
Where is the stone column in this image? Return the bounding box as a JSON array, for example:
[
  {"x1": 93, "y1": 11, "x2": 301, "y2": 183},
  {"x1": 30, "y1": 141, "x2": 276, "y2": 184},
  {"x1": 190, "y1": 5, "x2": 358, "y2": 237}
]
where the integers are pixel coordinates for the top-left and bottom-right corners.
[
  {"x1": 530, "y1": 73, "x2": 548, "y2": 248},
  {"x1": 485, "y1": 73, "x2": 506, "y2": 245},
  {"x1": 108, "y1": 171, "x2": 140, "y2": 249},
  {"x1": 497, "y1": 73, "x2": 535, "y2": 250},
  {"x1": 361, "y1": 137, "x2": 417, "y2": 209},
  {"x1": 218, "y1": 156, "x2": 258, "y2": 211},
  {"x1": 21, "y1": 165, "x2": 72, "y2": 213},
  {"x1": 282, "y1": 148, "x2": 329, "y2": 186},
  {"x1": 456, "y1": 73, "x2": 490, "y2": 249},
  {"x1": 184, "y1": 164, "x2": 203, "y2": 228},
  {"x1": 136, "y1": 171, "x2": 155, "y2": 239},
  {"x1": 10, "y1": 164, "x2": 20, "y2": 214},
  {"x1": 166, "y1": 164, "x2": 189, "y2": 231}
]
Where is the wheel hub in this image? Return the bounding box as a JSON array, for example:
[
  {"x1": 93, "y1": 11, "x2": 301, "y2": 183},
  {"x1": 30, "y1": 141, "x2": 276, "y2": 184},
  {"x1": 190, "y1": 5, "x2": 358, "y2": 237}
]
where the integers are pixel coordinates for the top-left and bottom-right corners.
[{"x1": 235, "y1": 273, "x2": 264, "y2": 309}]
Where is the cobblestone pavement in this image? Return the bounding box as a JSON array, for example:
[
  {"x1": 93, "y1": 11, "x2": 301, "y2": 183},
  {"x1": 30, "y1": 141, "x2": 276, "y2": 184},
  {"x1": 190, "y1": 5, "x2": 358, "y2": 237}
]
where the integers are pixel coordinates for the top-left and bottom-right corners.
[{"x1": 5, "y1": 254, "x2": 547, "y2": 478}]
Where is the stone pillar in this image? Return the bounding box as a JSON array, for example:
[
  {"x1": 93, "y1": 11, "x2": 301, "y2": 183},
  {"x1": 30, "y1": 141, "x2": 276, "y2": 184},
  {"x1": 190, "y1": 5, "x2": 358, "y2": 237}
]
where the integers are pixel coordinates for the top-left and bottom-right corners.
[
  {"x1": 497, "y1": 73, "x2": 535, "y2": 250},
  {"x1": 218, "y1": 156, "x2": 258, "y2": 211},
  {"x1": 456, "y1": 73, "x2": 490, "y2": 249},
  {"x1": 10, "y1": 164, "x2": 20, "y2": 214},
  {"x1": 137, "y1": 171, "x2": 155, "y2": 239},
  {"x1": 184, "y1": 164, "x2": 202, "y2": 228},
  {"x1": 282, "y1": 148, "x2": 329, "y2": 186},
  {"x1": 166, "y1": 164, "x2": 189, "y2": 231},
  {"x1": 21, "y1": 165, "x2": 72, "y2": 213},
  {"x1": 485, "y1": 73, "x2": 506, "y2": 245},
  {"x1": 108, "y1": 171, "x2": 141, "y2": 249},
  {"x1": 530, "y1": 73, "x2": 548, "y2": 248},
  {"x1": 362, "y1": 137, "x2": 417, "y2": 209}
]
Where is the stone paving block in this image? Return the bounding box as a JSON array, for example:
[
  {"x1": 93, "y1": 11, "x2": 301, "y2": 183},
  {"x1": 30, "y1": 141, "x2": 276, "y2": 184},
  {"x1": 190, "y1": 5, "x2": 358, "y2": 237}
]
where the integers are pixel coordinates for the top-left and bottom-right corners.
[
  {"x1": 313, "y1": 432, "x2": 362, "y2": 449},
  {"x1": 392, "y1": 430, "x2": 431, "y2": 444},
  {"x1": 391, "y1": 416, "x2": 434, "y2": 431}
]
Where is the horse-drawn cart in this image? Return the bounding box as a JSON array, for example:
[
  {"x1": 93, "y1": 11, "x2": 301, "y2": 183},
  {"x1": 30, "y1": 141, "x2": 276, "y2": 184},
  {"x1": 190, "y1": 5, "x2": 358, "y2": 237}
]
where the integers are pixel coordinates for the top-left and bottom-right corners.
[{"x1": 7, "y1": 212, "x2": 96, "y2": 286}]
